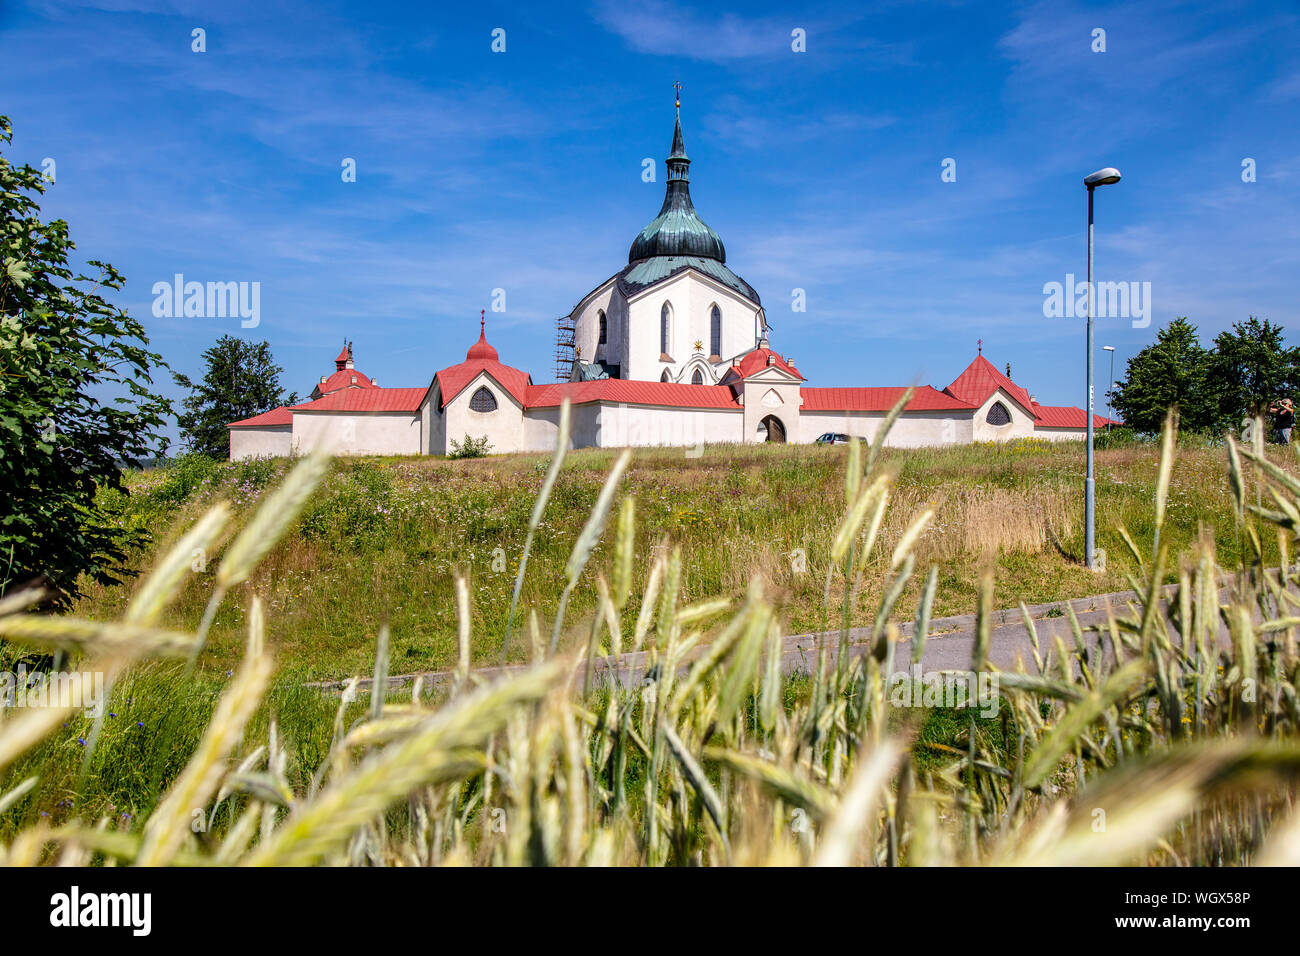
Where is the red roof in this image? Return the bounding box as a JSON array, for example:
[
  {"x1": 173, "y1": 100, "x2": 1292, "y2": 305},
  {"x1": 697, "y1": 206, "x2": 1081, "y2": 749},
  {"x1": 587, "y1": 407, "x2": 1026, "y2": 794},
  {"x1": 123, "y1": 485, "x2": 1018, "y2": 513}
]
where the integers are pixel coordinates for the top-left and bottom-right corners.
[
  {"x1": 227, "y1": 406, "x2": 294, "y2": 428},
  {"x1": 465, "y1": 329, "x2": 499, "y2": 362},
  {"x1": 1031, "y1": 404, "x2": 1116, "y2": 429},
  {"x1": 293, "y1": 388, "x2": 426, "y2": 413},
  {"x1": 723, "y1": 348, "x2": 806, "y2": 382},
  {"x1": 945, "y1": 355, "x2": 1036, "y2": 413},
  {"x1": 315, "y1": 367, "x2": 376, "y2": 395},
  {"x1": 433, "y1": 331, "x2": 532, "y2": 409},
  {"x1": 526, "y1": 380, "x2": 741, "y2": 409},
  {"x1": 802, "y1": 386, "x2": 975, "y2": 412}
]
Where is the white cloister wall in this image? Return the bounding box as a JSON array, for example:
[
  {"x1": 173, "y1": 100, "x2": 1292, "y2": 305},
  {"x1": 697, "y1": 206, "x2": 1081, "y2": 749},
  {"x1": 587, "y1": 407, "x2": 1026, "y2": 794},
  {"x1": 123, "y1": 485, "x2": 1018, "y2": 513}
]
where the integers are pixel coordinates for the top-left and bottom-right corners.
[
  {"x1": 229, "y1": 425, "x2": 293, "y2": 460},
  {"x1": 592, "y1": 402, "x2": 742, "y2": 448},
  {"x1": 291, "y1": 411, "x2": 421, "y2": 456}
]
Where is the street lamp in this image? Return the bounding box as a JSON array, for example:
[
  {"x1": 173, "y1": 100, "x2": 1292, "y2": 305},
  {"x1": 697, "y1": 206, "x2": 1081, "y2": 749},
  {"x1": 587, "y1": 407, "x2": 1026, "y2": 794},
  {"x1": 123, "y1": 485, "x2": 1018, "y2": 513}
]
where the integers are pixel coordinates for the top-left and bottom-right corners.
[
  {"x1": 1102, "y1": 346, "x2": 1116, "y2": 433},
  {"x1": 1084, "y1": 167, "x2": 1121, "y2": 571}
]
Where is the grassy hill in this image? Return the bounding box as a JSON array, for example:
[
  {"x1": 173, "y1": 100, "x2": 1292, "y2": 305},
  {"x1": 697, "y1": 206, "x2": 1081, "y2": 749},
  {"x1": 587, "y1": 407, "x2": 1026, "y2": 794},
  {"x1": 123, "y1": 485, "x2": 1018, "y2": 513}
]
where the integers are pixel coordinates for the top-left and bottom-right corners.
[
  {"x1": 3, "y1": 430, "x2": 1297, "y2": 864},
  {"x1": 67, "y1": 436, "x2": 1277, "y2": 681}
]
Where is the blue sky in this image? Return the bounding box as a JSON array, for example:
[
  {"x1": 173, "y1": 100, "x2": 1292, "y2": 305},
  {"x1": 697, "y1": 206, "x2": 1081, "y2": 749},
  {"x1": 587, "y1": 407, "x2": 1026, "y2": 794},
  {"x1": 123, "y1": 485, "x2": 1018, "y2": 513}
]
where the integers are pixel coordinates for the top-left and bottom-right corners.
[{"x1": 3, "y1": 0, "x2": 1298, "y2": 433}]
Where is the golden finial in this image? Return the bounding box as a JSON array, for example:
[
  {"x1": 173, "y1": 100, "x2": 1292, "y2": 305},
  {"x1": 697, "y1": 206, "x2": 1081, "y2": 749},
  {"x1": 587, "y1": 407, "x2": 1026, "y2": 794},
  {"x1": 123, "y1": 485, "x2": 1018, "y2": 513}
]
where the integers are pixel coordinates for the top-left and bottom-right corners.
[{"x1": 673, "y1": 79, "x2": 682, "y2": 109}]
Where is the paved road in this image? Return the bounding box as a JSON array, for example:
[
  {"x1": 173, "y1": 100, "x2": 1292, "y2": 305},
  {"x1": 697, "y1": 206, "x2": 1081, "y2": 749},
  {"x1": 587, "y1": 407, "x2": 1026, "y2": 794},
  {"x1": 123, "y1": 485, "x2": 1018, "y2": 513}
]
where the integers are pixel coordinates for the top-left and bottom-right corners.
[{"x1": 311, "y1": 582, "x2": 1244, "y2": 696}]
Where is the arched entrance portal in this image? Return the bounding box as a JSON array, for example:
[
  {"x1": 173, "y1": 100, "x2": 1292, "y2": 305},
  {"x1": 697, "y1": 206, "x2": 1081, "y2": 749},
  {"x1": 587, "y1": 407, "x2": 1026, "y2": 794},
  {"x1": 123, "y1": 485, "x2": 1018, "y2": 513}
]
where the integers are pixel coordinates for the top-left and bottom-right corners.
[{"x1": 759, "y1": 414, "x2": 787, "y2": 444}]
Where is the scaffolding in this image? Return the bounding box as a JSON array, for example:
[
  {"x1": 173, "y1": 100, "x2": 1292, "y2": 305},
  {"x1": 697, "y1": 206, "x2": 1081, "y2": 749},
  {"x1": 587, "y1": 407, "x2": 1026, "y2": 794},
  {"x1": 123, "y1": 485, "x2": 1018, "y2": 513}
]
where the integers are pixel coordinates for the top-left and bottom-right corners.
[{"x1": 554, "y1": 314, "x2": 575, "y2": 382}]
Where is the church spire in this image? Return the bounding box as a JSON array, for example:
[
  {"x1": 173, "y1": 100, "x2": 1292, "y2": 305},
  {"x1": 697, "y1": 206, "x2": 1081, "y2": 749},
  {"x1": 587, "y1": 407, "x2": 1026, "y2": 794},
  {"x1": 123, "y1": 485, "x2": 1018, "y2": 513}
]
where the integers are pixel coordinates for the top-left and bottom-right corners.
[
  {"x1": 667, "y1": 80, "x2": 689, "y2": 182},
  {"x1": 627, "y1": 84, "x2": 726, "y2": 263}
]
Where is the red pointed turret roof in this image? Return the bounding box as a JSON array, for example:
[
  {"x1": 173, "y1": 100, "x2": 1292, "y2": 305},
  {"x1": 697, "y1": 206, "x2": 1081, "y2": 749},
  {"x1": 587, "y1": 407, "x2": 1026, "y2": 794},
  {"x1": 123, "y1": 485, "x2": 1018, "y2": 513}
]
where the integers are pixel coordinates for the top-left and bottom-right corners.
[
  {"x1": 721, "y1": 347, "x2": 806, "y2": 382},
  {"x1": 315, "y1": 367, "x2": 376, "y2": 396},
  {"x1": 947, "y1": 353, "x2": 1122, "y2": 428},
  {"x1": 945, "y1": 355, "x2": 1035, "y2": 413},
  {"x1": 465, "y1": 329, "x2": 499, "y2": 362},
  {"x1": 432, "y1": 323, "x2": 531, "y2": 409}
]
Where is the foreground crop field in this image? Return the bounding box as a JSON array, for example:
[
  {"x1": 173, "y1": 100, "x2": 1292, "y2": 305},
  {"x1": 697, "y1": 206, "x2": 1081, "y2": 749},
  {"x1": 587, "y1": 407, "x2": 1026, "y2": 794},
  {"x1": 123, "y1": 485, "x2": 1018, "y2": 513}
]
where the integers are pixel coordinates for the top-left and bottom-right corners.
[
  {"x1": 0, "y1": 406, "x2": 1298, "y2": 866},
  {"x1": 64, "y1": 434, "x2": 1284, "y2": 680}
]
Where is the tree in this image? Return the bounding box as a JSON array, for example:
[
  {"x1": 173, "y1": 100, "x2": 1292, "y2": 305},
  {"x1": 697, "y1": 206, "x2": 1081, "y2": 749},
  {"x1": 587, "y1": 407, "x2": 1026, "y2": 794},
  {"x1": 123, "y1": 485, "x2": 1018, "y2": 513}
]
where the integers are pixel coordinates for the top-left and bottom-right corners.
[
  {"x1": 174, "y1": 336, "x2": 298, "y2": 458},
  {"x1": 1111, "y1": 318, "x2": 1213, "y2": 433},
  {"x1": 1205, "y1": 317, "x2": 1300, "y2": 430},
  {"x1": 0, "y1": 115, "x2": 172, "y2": 603}
]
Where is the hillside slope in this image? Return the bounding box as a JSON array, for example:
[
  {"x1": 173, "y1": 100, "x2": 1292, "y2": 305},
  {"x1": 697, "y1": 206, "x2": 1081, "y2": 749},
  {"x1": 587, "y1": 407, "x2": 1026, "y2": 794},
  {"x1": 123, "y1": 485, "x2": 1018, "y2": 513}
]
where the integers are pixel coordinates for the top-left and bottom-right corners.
[{"x1": 70, "y1": 438, "x2": 1271, "y2": 679}]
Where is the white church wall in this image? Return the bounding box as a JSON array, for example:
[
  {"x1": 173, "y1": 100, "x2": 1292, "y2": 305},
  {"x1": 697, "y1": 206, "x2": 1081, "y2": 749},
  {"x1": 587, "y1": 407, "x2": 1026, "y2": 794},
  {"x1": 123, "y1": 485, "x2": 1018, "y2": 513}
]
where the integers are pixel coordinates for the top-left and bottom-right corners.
[
  {"x1": 885, "y1": 412, "x2": 976, "y2": 447},
  {"x1": 229, "y1": 425, "x2": 292, "y2": 460},
  {"x1": 570, "y1": 278, "x2": 629, "y2": 374},
  {"x1": 523, "y1": 406, "x2": 561, "y2": 452},
  {"x1": 442, "y1": 374, "x2": 525, "y2": 456},
  {"x1": 594, "y1": 402, "x2": 741, "y2": 448},
  {"x1": 521, "y1": 403, "x2": 603, "y2": 451},
  {"x1": 625, "y1": 271, "x2": 760, "y2": 382},
  {"x1": 740, "y1": 373, "x2": 802, "y2": 444},
  {"x1": 421, "y1": 387, "x2": 446, "y2": 454},
  {"x1": 1036, "y1": 427, "x2": 1087, "y2": 442},
  {"x1": 292, "y1": 412, "x2": 421, "y2": 456},
  {"x1": 971, "y1": 389, "x2": 1037, "y2": 443},
  {"x1": 799, "y1": 411, "x2": 880, "y2": 443},
  {"x1": 799, "y1": 411, "x2": 977, "y2": 447}
]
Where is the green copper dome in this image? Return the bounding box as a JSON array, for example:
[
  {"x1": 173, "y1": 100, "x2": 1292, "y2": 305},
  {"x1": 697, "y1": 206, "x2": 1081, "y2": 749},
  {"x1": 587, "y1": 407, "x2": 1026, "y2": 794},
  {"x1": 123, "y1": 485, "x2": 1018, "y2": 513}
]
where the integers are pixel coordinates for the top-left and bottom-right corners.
[{"x1": 628, "y1": 109, "x2": 727, "y2": 264}]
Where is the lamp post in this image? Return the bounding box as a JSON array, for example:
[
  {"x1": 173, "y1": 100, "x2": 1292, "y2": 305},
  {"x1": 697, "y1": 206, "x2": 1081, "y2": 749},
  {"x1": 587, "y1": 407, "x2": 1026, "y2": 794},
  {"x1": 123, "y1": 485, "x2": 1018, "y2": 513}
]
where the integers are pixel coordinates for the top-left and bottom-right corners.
[
  {"x1": 1102, "y1": 346, "x2": 1115, "y2": 433},
  {"x1": 1084, "y1": 167, "x2": 1121, "y2": 571}
]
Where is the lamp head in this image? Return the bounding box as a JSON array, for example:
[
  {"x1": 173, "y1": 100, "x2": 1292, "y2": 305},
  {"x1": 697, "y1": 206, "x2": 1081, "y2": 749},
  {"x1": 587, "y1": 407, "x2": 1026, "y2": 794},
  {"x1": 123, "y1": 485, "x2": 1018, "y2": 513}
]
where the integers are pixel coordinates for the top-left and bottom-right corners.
[{"x1": 1085, "y1": 167, "x2": 1122, "y2": 188}]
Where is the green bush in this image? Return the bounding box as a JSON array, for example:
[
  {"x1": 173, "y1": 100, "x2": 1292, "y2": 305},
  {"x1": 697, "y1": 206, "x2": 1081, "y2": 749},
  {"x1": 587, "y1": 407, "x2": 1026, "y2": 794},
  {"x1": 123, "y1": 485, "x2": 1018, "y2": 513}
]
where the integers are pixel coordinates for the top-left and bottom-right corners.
[
  {"x1": 449, "y1": 434, "x2": 492, "y2": 459},
  {"x1": 1093, "y1": 426, "x2": 1144, "y2": 450}
]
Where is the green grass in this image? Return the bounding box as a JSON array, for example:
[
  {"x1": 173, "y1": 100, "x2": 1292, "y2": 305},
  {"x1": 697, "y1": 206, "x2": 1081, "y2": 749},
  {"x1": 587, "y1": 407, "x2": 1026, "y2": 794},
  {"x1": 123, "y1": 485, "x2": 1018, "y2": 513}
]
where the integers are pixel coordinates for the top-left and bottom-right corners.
[
  {"x1": 58, "y1": 439, "x2": 1293, "y2": 681},
  {"x1": 0, "y1": 661, "x2": 1003, "y2": 836},
  {"x1": 0, "y1": 663, "x2": 341, "y2": 834}
]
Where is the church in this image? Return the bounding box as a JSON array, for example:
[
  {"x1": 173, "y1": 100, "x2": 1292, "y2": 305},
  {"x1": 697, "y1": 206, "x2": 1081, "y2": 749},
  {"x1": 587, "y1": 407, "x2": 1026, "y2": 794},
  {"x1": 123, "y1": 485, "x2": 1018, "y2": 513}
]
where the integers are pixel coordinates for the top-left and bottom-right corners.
[{"x1": 228, "y1": 101, "x2": 1109, "y2": 460}]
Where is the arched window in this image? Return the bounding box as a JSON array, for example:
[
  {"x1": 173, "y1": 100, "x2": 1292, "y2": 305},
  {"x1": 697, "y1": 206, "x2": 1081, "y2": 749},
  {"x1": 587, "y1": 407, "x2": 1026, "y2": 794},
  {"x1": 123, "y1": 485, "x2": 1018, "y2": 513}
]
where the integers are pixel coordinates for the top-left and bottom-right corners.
[
  {"x1": 691, "y1": 368, "x2": 704, "y2": 385},
  {"x1": 470, "y1": 386, "x2": 498, "y2": 412},
  {"x1": 660, "y1": 369, "x2": 672, "y2": 383},
  {"x1": 597, "y1": 310, "x2": 607, "y2": 346},
  {"x1": 986, "y1": 401, "x2": 1011, "y2": 425},
  {"x1": 709, "y1": 304, "x2": 721, "y2": 358},
  {"x1": 660, "y1": 302, "x2": 672, "y2": 356}
]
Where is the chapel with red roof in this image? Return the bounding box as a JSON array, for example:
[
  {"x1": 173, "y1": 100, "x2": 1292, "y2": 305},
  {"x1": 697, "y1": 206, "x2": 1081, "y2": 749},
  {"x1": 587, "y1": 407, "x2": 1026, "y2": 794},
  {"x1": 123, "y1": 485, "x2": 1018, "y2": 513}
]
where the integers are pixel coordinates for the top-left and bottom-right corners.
[{"x1": 228, "y1": 101, "x2": 1112, "y2": 459}]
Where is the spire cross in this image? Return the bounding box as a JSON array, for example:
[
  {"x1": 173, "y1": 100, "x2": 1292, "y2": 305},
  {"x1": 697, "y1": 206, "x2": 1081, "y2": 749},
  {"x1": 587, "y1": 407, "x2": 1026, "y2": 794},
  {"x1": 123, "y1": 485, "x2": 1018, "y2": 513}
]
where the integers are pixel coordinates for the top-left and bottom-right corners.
[
  {"x1": 977, "y1": 338, "x2": 983, "y2": 355},
  {"x1": 673, "y1": 79, "x2": 682, "y2": 108},
  {"x1": 480, "y1": 309, "x2": 485, "y2": 334}
]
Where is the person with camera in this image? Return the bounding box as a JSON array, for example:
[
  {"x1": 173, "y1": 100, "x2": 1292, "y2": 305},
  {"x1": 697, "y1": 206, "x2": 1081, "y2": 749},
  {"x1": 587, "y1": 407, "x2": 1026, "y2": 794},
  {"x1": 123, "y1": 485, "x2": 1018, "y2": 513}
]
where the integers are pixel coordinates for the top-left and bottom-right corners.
[{"x1": 1270, "y1": 397, "x2": 1295, "y2": 444}]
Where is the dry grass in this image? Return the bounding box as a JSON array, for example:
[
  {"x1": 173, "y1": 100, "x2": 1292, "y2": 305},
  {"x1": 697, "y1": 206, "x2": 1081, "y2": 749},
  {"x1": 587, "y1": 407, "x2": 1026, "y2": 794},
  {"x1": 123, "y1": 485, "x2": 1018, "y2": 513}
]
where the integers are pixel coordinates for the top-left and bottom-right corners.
[{"x1": 952, "y1": 486, "x2": 1074, "y2": 557}]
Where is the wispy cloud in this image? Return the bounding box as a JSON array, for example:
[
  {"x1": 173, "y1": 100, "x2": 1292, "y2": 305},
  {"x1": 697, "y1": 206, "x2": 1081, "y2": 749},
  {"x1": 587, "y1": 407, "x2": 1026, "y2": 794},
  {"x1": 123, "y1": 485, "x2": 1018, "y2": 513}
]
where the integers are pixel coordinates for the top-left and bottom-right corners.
[{"x1": 590, "y1": 0, "x2": 914, "y2": 66}]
